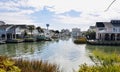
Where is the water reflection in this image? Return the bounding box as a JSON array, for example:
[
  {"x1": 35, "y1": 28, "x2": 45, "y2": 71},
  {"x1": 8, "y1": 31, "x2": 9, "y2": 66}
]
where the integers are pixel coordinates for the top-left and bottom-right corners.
[
  {"x1": 86, "y1": 44, "x2": 120, "y2": 53},
  {"x1": 0, "y1": 42, "x2": 46, "y2": 57},
  {"x1": 0, "y1": 38, "x2": 93, "y2": 72}
]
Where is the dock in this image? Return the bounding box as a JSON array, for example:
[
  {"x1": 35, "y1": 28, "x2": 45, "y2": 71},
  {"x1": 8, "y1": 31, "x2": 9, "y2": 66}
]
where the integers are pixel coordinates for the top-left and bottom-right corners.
[
  {"x1": 0, "y1": 40, "x2": 6, "y2": 44},
  {"x1": 87, "y1": 40, "x2": 120, "y2": 45}
]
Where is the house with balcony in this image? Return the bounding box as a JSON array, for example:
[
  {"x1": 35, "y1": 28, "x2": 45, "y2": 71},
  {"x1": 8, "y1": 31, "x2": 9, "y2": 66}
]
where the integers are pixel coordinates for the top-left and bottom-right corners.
[
  {"x1": 96, "y1": 20, "x2": 120, "y2": 41},
  {"x1": 0, "y1": 24, "x2": 28, "y2": 40},
  {"x1": 0, "y1": 25, "x2": 13, "y2": 40},
  {"x1": 6, "y1": 25, "x2": 28, "y2": 39}
]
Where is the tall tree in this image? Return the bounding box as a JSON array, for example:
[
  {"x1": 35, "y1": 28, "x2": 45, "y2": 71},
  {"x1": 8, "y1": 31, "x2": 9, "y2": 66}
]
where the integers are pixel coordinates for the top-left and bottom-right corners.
[
  {"x1": 36, "y1": 26, "x2": 44, "y2": 33},
  {"x1": 55, "y1": 30, "x2": 59, "y2": 34},
  {"x1": 28, "y1": 25, "x2": 35, "y2": 37},
  {"x1": 85, "y1": 31, "x2": 96, "y2": 40},
  {"x1": 23, "y1": 30, "x2": 28, "y2": 37}
]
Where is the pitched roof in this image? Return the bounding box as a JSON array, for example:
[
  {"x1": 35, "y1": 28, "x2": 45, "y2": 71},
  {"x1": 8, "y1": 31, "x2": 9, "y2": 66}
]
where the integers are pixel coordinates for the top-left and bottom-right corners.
[
  {"x1": 96, "y1": 22, "x2": 105, "y2": 27},
  {"x1": 0, "y1": 25, "x2": 12, "y2": 29},
  {"x1": 111, "y1": 23, "x2": 120, "y2": 27},
  {"x1": 103, "y1": 22, "x2": 113, "y2": 28},
  {"x1": 9, "y1": 24, "x2": 27, "y2": 29},
  {"x1": 111, "y1": 20, "x2": 120, "y2": 27}
]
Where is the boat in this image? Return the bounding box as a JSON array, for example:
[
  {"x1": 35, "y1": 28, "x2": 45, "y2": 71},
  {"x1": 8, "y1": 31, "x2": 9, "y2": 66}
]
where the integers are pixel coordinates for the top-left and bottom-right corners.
[
  {"x1": 6, "y1": 39, "x2": 23, "y2": 43},
  {"x1": 36, "y1": 35, "x2": 46, "y2": 41},
  {"x1": 45, "y1": 37, "x2": 52, "y2": 41},
  {"x1": 24, "y1": 37, "x2": 36, "y2": 42},
  {"x1": 87, "y1": 40, "x2": 120, "y2": 45}
]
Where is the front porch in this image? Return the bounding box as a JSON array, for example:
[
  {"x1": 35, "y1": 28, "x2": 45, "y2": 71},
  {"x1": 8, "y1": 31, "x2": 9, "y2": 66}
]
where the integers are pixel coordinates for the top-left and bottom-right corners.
[{"x1": 97, "y1": 33, "x2": 120, "y2": 41}]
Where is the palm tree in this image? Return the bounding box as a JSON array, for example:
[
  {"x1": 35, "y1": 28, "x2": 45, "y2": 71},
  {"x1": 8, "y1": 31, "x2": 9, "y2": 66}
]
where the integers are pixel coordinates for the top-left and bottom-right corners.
[
  {"x1": 28, "y1": 25, "x2": 35, "y2": 37},
  {"x1": 23, "y1": 30, "x2": 28, "y2": 37}
]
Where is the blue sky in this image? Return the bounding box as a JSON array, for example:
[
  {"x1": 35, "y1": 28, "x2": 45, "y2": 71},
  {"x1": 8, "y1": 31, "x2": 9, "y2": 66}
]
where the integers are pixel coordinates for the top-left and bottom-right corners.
[{"x1": 0, "y1": 0, "x2": 120, "y2": 31}]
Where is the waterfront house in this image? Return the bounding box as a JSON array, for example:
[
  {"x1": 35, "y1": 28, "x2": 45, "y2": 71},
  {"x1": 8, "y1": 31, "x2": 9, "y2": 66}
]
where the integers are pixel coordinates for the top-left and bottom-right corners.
[
  {"x1": 50, "y1": 30, "x2": 60, "y2": 38},
  {"x1": 6, "y1": 25, "x2": 28, "y2": 39},
  {"x1": 0, "y1": 24, "x2": 28, "y2": 40},
  {"x1": 96, "y1": 20, "x2": 120, "y2": 41},
  {"x1": 0, "y1": 25, "x2": 13, "y2": 40}
]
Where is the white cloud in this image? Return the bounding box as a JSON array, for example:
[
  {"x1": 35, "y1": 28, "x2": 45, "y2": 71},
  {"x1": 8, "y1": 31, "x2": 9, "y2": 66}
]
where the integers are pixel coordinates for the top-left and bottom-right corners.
[
  {"x1": 0, "y1": 0, "x2": 120, "y2": 30},
  {"x1": 0, "y1": 12, "x2": 34, "y2": 25},
  {"x1": 18, "y1": 10, "x2": 34, "y2": 14},
  {"x1": 43, "y1": 0, "x2": 114, "y2": 13},
  {"x1": 0, "y1": 1, "x2": 20, "y2": 11}
]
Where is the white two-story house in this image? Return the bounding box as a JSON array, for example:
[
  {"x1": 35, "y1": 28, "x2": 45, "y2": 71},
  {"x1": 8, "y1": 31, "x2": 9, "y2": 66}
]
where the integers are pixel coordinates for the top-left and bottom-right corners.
[
  {"x1": 6, "y1": 25, "x2": 28, "y2": 39},
  {"x1": 0, "y1": 24, "x2": 28, "y2": 40},
  {"x1": 0, "y1": 25, "x2": 13, "y2": 40},
  {"x1": 96, "y1": 20, "x2": 120, "y2": 41}
]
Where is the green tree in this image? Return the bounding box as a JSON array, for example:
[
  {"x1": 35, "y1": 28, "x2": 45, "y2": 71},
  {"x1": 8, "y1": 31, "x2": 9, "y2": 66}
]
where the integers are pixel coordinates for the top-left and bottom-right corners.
[
  {"x1": 23, "y1": 30, "x2": 28, "y2": 37},
  {"x1": 85, "y1": 31, "x2": 96, "y2": 40},
  {"x1": 36, "y1": 26, "x2": 44, "y2": 33},
  {"x1": 55, "y1": 30, "x2": 59, "y2": 34},
  {"x1": 28, "y1": 26, "x2": 35, "y2": 37}
]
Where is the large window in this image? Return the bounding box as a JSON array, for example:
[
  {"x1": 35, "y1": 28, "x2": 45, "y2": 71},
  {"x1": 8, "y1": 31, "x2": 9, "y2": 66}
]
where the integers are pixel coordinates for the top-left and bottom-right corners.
[
  {"x1": 113, "y1": 28, "x2": 117, "y2": 32},
  {"x1": 113, "y1": 28, "x2": 115, "y2": 32}
]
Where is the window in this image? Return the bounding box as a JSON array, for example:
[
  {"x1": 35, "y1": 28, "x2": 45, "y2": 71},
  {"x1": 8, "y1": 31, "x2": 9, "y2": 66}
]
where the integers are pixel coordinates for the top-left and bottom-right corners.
[
  {"x1": 116, "y1": 28, "x2": 117, "y2": 32},
  {"x1": 113, "y1": 28, "x2": 115, "y2": 32},
  {"x1": 113, "y1": 28, "x2": 118, "y2": 32}
]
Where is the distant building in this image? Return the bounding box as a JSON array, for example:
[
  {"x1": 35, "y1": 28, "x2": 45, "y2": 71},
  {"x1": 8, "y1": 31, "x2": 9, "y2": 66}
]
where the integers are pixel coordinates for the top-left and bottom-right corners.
[
  {"x1": 88, "y1": 26, "x2": 96, "y2": 32},
  {"x1": 71, "y1": 28, "x2": 82, "y2": 37},
  {"x1": 60, "y1": 29, "x2": 71, "y2": 37},
  {"x1": 96, "y1": 20, "x2": 120, "y2": 41},
  {"x1": 43, "y1": 29, "x2": 51, "y2": 38}
]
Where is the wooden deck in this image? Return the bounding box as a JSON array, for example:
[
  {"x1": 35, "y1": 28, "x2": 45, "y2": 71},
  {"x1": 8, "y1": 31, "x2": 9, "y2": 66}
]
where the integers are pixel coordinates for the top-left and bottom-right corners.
[
  {"x1": 6, "y1": 39, "x2": 23, "y2": 43},
  {"x1": 87, "y1": 40, "x2": 120, "y2": 45},
  {"x1": 0, "y1": 40, "x2": 6, "y2": 44}
]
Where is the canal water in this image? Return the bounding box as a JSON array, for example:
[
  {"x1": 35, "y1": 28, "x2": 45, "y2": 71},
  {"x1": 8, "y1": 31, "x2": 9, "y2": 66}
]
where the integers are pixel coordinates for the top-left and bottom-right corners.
[{"x1": 1, "y1": 38, "x2": 120, "y2": 72}]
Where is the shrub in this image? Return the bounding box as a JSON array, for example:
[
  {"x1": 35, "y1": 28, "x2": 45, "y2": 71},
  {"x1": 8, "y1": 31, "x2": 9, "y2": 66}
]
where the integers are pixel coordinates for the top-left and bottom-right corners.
[
  {"x1": 78, "y1": 50, "x2": 120, "y2": 72},
  {"x1": 74, "y1": 37, "x2": 87, "y2": 44},
  {"x1": 14, "y1": 59, "x2": 60, "y2": 72},
  {"x1": 0, "y1": 56, "x2": 60, "y2": 72},
  {"x1": 0, "y1": 56, "x2": 21, "y2": 72},
  {"x1": 79, "y1": 63, "x2": 120, "y2": 72}
]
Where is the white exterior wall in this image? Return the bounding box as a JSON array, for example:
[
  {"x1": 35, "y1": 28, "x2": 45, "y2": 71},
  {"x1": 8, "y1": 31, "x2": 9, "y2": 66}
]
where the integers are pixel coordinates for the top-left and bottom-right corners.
[
  {"x1": 0, "y1": 29, "x2": 6, "y2": 37},
  {"x1": 96, "y1": 22, "x2": 120, "y2": 40},
  {"x1": 16, "y1": 27, "x2": 22, "y2": 34},
  {"x1": 43, "y1": 29, "x2": 51, "y2": 37}
]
